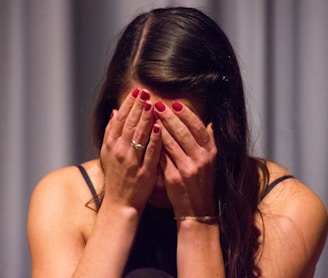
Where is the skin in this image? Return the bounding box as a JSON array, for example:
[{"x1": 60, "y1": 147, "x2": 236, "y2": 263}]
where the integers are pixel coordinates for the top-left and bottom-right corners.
[{"x1": 27, "y1": 86, "x2": 328, "y2": 278}]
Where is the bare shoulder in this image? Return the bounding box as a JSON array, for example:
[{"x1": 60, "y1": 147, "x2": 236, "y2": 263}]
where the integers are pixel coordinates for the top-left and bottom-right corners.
[
  {"x1": 256, "y1": 160, "x2": 328, "y2": 277},
  {"x1": 31, "y1": 165, "x2": 82, "y2": 201},
  {"x1": 27, "y1": 160, "x2": 102, "y2": 276},
  {"x1": 28, "y1": 159, "x2": 103, "y2": 236},
  {"x1": 29, "y1": 159, "x2": 102, "y2": 209},
  {"x1": 30, "y1": 163, "x2": 90, "y2": 209},
  {"x1": 261, "y1": 160, "x2": 327, "y2": 216}
]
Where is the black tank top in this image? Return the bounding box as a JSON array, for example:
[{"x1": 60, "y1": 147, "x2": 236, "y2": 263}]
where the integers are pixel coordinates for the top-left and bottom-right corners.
[{"x1": 77, "y1": 165, "x2": 294, "y2": 277}]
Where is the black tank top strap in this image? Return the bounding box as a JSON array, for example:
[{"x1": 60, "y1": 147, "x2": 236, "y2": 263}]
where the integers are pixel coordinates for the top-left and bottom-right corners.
[
  {"x1": 263, "y1": 175, "x2": 294, "y2": 198},
  {"x1": 77, "y1": 165, "x2": 101, "y2": 210}
]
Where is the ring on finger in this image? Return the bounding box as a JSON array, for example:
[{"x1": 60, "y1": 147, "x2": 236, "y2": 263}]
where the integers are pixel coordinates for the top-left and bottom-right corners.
[{"x1": 131, "y1": 139, "x2": 146, "y2": 150}]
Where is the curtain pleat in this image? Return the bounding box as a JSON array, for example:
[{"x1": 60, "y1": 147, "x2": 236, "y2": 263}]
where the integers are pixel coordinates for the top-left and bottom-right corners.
[{"x1": 0, "y1": 1, "x2": 73, "y2": 277}]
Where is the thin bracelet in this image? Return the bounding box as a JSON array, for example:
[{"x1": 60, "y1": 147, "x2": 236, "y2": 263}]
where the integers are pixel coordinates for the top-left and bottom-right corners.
[{"x1": 174, "y1": 216, "x2": 218, "y2": 223}]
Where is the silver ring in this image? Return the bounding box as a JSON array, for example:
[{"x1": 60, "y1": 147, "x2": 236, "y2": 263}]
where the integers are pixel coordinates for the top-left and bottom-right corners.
[{"x1": 131, "y1": 139, "x2": 146, "y2": 150}]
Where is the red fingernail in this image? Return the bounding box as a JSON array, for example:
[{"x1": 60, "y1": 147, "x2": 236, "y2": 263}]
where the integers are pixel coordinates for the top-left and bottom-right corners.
[
  {"x1": 172, "y1": 101, "x2": 183, "y2": 112},
  {"x1": 144, "y1": 101, "x2": 151, "y2": 111},
  {"x1": 140, "y1": 90, "x2": 150, "y2": 101},
  {"x1": 131, "y1": 88, "x2": 139, "y2": 98},
  {"x1": 110, "y1": 111, "x2": 114, "y2": 119},
  {"x1": 155, "y1": 101, "x2": 166, "y2": 112},
  {"x1": 153, "y1": 124, "x2": 160, "y2": 133}
]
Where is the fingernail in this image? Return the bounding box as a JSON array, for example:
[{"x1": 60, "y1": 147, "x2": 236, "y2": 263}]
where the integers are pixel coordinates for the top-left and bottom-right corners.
[
  {"x1": 131, "y1": 88, "x2": 140, "y2": 98},
  {"x1": 153, "y1": 124, "x2": 160, "y2": 133},
  {"x1": 172, "y1": 101, "x2": 183, "y2": 112},
  {"x1": 155, "y1": 101, "x2": 166, "y2": 112},
  {"x1": 144, "y1": 101, "x2": 151, "y2": 111},
  {"x1": 110, "y1": 111, "x2": 114, "y2": 119},
  {"x1": 140, "y1": 90, "x2": 150, "y2": 101}
]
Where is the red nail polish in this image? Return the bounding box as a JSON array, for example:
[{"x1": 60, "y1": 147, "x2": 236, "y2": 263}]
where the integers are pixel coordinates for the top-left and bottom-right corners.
[
  {"x1": 172, "y1": 101, "x2": 183, "y2": 112},
  {"x1": 144, "y1": 101, "x2": 151, "y2": 111},
  {"x1": 153, "y1": 124, "x2": 160, "y2": 133},
  {"x1": 131, "y1": 88, "x2": 139, "y2": 98},
  {"x1": 155, "y1": 101, "x2": 166, "y2": 112},
  {"x1": 140, "y1": 90, "x2": 150, "y2": 101},
  {"x1": 110, "y1": 111, "x2": 114, "y2": 119}
]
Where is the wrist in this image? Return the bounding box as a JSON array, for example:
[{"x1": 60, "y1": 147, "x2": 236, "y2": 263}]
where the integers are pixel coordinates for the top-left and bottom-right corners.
[
  {"x1": 174, "y1": 215, "x2": 218, "y2": 224},
  {"x1": 101, "y1": 190, "x2": 146, "y2": 218},
  {"x1": 177, "y1": 217, "x2": 219, "y2": 231},
  {"x1": 176, "y1": 217, "x2": 224, "y2": 278},
  {"x1": 97, "y1": 197, "x2": 141, "y2": 228}
]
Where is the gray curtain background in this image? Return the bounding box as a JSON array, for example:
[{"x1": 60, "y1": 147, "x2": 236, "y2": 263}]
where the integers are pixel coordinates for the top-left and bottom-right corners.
[{"x1": 0, "y1": 0, "x2": 327, "y2": 277}]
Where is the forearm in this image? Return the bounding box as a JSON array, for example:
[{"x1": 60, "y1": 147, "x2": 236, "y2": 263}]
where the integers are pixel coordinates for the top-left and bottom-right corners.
[
  {"x1": 72, "y1": 201, "x2": 140, "y2": 278},
  {"x1": 176, "y1": 221, "x2": 225, "y2": 278}
]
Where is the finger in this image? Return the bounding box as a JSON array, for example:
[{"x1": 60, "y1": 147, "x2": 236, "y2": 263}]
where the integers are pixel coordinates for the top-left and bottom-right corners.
[
  {"x1": 108, "y1": 88, "x2": 140, "y2": 140},
  {"x1": 160, "y1": 151, "x2": 179, "y2": 185},
  {"x1": 158, "y1": 119, "x2": 189, "y2": 166},
  {"x1": 160, "y1": 152, "x2": 187, "y2": 203},
  {"x1": 121, "y1": 90, "x2": 151, "y2": 141},
  {"x1": 103, "y1": 109, "x2": 117, "y2": 141},
  {"x1": 171, "y1": 101, "x2": 214, "y2": 149},
  {"x1": 130, "y1": 100, "x2": 155, "y2": 160},
  {"x1": 206, "y1": 122, "x2": 217, "y2": 155},
  {"x1": 154, "y1": 101, "x2": 200, "y2": 156},
  {"x1": 142, "y1": 123, "x2": 163, "y2": 171}
]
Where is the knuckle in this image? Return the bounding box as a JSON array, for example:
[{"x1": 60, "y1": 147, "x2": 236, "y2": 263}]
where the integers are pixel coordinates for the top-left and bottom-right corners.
[
  {"x1": 145, "y1": 143, "x2": 156, "y2": 158},
  {"x1": 116, "y1": 111, "x2": 126, "y2": 123},
  {"x1": 175, "y1": 126, "x2": 189, "y2": 141},
  {"x1": 210, "y1": 145, "x2": 218, "y2": 157},
  {"x1": 163, "y1": 136, "x2": 177, "y2": 151},
  {"x1": 133, "y1": 129, "x2": 147, "y2": 141},
  {"x1": 180, "y1": 163, "x2": 198, "y2": 179},
  {"x1": 100, "y1": 139, "x2": 127, "y2": 165},
  {"x1": 196, "y1": 157, "x2": 207, "y2": 169},
  {"x1": 113, "y1": 148, "x2": 126, "y2": 162},
  {"x1": 192, "y1": 149, "x2": 208, "y2": 166},
  {"x1": 201, "y1": 132, "x2": 211, "y2": 145},
  {"x1": 167, "y1": 173, "x2": 182, "y2": 185},
  {"x1": 107, "y1": 140, "x2": 128, "y2": 162},
  {"x1": 102, "y1": 136, "x2": 114, "y2": 151},
  {"x1": 125, "y1": 118, "x2": 138, "y2": 130},
  {"x1": 194, "y1": 121, "x2": 205, "y2": 133}
]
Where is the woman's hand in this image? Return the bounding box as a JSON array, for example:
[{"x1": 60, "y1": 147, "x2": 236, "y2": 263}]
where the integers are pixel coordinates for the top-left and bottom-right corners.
[
  {"x1": 100, "y1": 88, "x2": 162, "y2": 214},
  {"x1": 154, "y1": 100, "x2": 218, "y2": 218}
]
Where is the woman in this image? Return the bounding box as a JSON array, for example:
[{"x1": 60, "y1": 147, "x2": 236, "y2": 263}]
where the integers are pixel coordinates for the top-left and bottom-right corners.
[{"x1": 28, "y1": 7, "x2": 327, "y2": 278}]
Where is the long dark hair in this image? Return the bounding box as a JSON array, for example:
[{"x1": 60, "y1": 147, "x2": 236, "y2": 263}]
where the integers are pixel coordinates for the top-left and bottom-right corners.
[{"x1": 93, "y1": 7, "x2": 269, "y2": 277}]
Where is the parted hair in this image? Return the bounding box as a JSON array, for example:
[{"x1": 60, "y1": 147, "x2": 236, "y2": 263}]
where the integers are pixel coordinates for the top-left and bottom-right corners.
[{"x1": 93, "y1": 7, "x2": 269, "y2": 277}]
